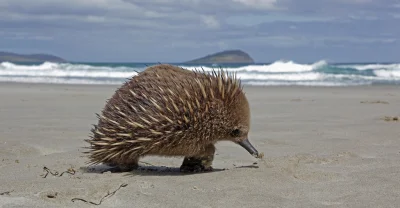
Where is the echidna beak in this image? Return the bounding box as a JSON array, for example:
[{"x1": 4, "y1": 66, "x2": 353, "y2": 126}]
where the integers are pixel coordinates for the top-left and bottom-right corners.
[{"x1": 238, "y1": 138, "x2": 259, "y2": 158}]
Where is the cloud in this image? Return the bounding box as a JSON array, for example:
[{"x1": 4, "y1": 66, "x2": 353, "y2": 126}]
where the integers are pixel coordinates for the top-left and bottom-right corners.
[
  {"x1": 201, "y1": 15, "x2": 220, "y2": 29},
  {"x1": 232, "y1": 0, "x2": 278, "y2": 9},
  {"x1": 280, "y1": 0, "x2": 400, "y2": 18},
  {"x1": 0, "y1": 0, "x2": 201, "y2": 30},
  {"x1": 0, "y1": 0, "x2": 399, "y2": 62}
]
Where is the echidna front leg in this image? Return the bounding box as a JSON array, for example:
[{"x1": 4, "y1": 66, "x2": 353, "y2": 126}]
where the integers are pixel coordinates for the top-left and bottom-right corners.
[{"x1": 180, "y1": 144, "x2": 215, "y2": 173}]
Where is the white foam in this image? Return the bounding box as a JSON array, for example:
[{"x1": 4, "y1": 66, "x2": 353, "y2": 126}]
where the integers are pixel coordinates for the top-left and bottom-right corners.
[
  {"x1": 338, "y1": 63, "x2": 400, "y2": 71},
  {"x1": 0, "y1": 61, "x2": 137, "y2": 72},
  {"x1": 246, "y1": 81, "x2": 367, "y2": 87},
  {"x1": 323, "y1": 73, "x2": 392, "y2": 81},
  {"x1": 1, "y1": 61, "x2": 399, "y2": 86},
  {"x1": 237, "y1": 72, "x2": 322, "y2": 81},
  {"x1": 0, "y1": 62, "x2": 138, "y2": 78},
  {"x1": 0, "y1": 77, "x2": 122, "y2": 85},
  {"x1": 373, "y1": 70, "x2": 400, "y2": 79},
  {"x1": 182, "y1": 60, "x2": 327, "y2": 73},
  {"x1": 0, "y1": 69, "x2": 137, "y2": 78},
  {"x1": 0, "y1": 61, "x2": 58, "y2": 70},
  {"x1": 237, "y1": 73, "x2": 388, "y2": 82}
]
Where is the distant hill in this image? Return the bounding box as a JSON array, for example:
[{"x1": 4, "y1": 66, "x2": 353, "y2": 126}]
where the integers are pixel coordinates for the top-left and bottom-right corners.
[
  {"x1": 184, "y1": 50, "x2": 255, "y2": 64},
  {"x1": 0, "y1": 51, "x2": 66, "y2": 63}
]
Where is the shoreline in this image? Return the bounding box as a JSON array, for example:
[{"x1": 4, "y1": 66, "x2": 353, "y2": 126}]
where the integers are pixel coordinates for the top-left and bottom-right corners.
[{"x1": 1, "y1": 80, "x2": 399, "y2": 89}]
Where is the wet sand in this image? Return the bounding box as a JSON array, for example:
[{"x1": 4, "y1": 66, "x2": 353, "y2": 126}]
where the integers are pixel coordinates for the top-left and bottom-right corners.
[{"x1": 0, "y1": 82, "x2": 399, "y2": 208}]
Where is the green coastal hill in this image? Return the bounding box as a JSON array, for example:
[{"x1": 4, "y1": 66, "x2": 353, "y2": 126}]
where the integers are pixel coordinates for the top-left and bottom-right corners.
[
  {"x1": 0, "y1": 52, "x2": 66, "y2": 63},
  {"x1": 184, "y1": 50, "x2": 255, "y2": 64}
]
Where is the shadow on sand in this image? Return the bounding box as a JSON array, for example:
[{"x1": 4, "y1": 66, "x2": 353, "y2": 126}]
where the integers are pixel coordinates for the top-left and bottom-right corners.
[{"x1": 79, "y1": 163, "x2": 260, "y2": 177}]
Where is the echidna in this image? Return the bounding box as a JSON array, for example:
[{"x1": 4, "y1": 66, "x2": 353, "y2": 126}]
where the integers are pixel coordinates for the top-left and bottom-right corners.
[{"x1": 84, "y1": 64, "x2": 260, "y2": 173}]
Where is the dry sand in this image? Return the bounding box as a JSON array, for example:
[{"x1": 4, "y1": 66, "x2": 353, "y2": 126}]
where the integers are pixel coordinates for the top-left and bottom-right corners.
[{"x1": 0, "y1": 82, "x2": 399, "y2": 208}]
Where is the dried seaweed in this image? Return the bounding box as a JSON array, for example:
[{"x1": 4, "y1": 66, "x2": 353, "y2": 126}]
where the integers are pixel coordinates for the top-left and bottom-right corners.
[
  {"x1": 47, "y1": 192, "x2": 58, "y2": 198},
  {"x1": 383, "y1": 116, "x2": 399, "y2": 122},
  {"x1": 0, "y1": 190, "x2": 13, "y2": 195},
  {"x1": 256, "y1": 152, "x2": 265, "y2": 159},
  {"x1": 41, "y1": 166, "x2": 76, "y2": 178},
  {"x1": 71, "y1": 183, "x2": 128, "y2": 205},
  {"x1": 361, "y1": 100, "x2": 389, "y2": 104}
]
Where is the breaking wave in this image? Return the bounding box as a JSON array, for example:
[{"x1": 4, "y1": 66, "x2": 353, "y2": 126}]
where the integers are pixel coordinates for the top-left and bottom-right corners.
[{"x1": 1, "y1": 60, "x2": 399, "y2": 86}]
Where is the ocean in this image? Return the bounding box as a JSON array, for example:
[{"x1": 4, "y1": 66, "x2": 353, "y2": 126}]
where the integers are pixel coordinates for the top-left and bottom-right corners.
[{"x1": 0, "y1": 60, "x2": 399, "y2": 86}]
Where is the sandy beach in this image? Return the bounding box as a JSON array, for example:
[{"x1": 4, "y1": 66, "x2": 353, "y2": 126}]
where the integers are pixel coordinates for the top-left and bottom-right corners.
[{"x1": 0, "y1": 82, "x2": 399, "y2": 208}]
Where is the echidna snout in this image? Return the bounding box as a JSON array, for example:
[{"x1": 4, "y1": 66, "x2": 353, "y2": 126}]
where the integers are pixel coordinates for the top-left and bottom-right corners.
[
  {"x1": 85, "y1": 64, "x2": 261, "y2": 173},
  {"x1": 238, "y1": 138, "x2": 259, "y2": 158}
]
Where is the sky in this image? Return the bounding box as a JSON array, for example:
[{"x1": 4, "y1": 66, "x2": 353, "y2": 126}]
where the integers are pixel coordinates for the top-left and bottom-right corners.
[{"x1": 0, "y1": 0, "x2": 399, "y2": 63}]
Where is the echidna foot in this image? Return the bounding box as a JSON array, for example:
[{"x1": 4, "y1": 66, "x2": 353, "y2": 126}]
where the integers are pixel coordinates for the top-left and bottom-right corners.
[{"x1": 179, "y1": 156, "x2": 214, "y2": 173}]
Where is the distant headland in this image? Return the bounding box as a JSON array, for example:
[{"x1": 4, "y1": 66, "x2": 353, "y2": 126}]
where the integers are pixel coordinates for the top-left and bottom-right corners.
[
  {"x1": 0, "y1": 51, "x2": 66, "y2": 63},
  {"x1": 0, "y1": 50, "x2": 255, "y2": 64},
  {"x1": 184, "y1": 49, "x2": 255, "y2": 64}
]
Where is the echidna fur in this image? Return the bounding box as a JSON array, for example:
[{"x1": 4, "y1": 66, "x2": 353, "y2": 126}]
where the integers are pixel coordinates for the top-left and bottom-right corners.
[{"x1": 84, "y1": 64, "x2": 259, "y2": 172}]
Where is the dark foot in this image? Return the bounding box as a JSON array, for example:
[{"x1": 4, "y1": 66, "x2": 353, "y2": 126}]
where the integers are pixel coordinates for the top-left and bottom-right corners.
[{"x1": 179, "y1": 156, "x2": 214, "y2": 173}]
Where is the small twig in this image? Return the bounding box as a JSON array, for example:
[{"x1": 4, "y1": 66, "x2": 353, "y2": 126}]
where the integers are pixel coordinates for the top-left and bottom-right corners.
[
  {"x1": 361, "y1": 100, "x2": 389, "y2": 104},
  {"x1": 41, "y1": 166, "x2": 76, "y2": 178},
  {"x1": 383, "y1": 116, "x2": 399, "y2": 122},
  {"x1": 0, "y1": 190, "x2": 13, "y2": 195},
  {"x1": 71, "y1": 183, "x2": 128, "y2": 205}
]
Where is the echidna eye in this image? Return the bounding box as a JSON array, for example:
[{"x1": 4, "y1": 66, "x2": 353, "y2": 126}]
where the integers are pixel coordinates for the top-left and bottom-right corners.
[{"x1": 230, "y1": 129, "x2": 241, "y2": 137}]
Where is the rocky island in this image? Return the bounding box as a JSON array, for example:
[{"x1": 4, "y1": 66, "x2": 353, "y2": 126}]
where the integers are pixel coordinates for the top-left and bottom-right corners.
[
  {"x1": 184, "y1": 49, "x2": 255, "y2": 64},
  {"x1": 0, "y1": 51, "x2": 66, "y2": 63}
]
